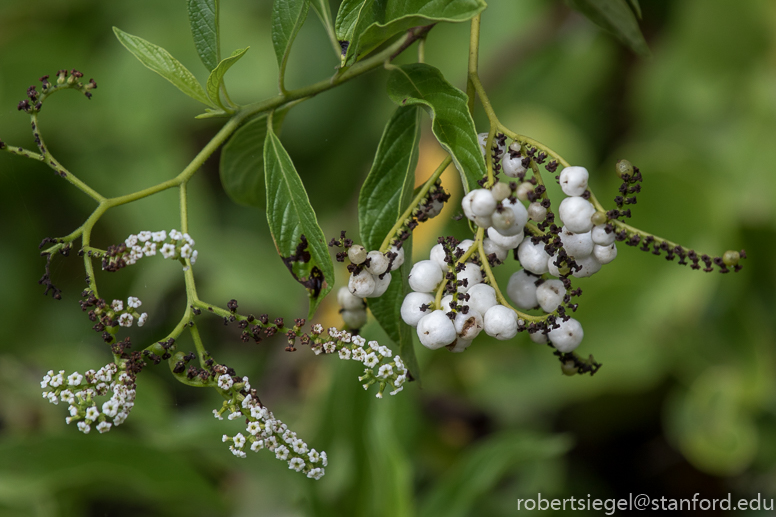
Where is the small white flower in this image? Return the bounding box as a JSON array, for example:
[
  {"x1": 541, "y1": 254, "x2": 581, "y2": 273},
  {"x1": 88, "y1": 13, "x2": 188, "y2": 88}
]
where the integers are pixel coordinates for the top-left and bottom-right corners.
[
  {"x1": 142, "y1": 241, "x2": 157, "y2": 256},
  {"x1": 228, "y1": 411, "x2": 242, "y2": 421},
  {"x1": 67, "y1": 372, "x2": 83, "y2": 386},
  {"x1": 118, "y1": 313, "x2": 134, "y2": 327},
  {"x1": 68, "y1": 405, "x2": 79, "y2": 417},
  {"x1": 49, "y1": 371, "x2": 65, "y2": 388},
  {"x1": 137, "y1": 231, "x2": 152, "y2": 242},
  {"x1": 102, "y1": 400, "x2": 119, "y2": 418},
  {"x1": 217, "y1": 374, "x2": 234, "y2": 390},
  {"x1": 47, "y1": 392, "x2": 59, "y2": 405},
  {"x1": 130, "y1": 246, "x2": 143, "y2": 261},
  {"x1": 213, "y1": 409, "x2": 224, "y2": 420},
  {"x1": 363, "y1": 353, "x2": 379, "y2": 368},
  {"x1": 183, "y1": 233, "x2": 195, "y2": 246},
  {"x1": 233, "y1": 433, "x2": 246, "y2": 448},
  {"x1": 96, "y1": 421, "x2": 112, "y2": 433},
  {"x1": 340, "y1": 332, "x2": 352, "y2": 343},
  {"x1": 352, "y1": 335, "x2": 365, "y2": 347},
  {"x1": 160, "y1": 243, "x2": 177, "y2": 259},
  {"x1": 241, "y1": 394, "x2": 254, "y2": 408},
  {"x1": 377, "y1": 364, "x2": 393, "y2": 379},
  {"x1": 395, "y1": 374, "x2": 406, "y2": 387},
  {"x1": 328, "y1": 327, "x2": 339, "y2": 338},
  {"x1": 312, "y1": 324, "x2": 323, "y2": 335},
  {"x1": 282, "y1": 429, "x2": 297, "y2": 444},
  {"x1": 222, "y1": 435, "x2": 230, "y2": 443},
  {"x1": 378, "y1": 346, "x2": 392, "y2": 358},
  {"x1": 375, "y1": 391, "x2": 383, "y2": 399},
  {"x1": 275, "y1": 445, "x2": 290, "y2": 461},
  {"x1": 390, "y1": 386, "x2": 404, "y2": 396},
  {"x1": 41, "y1": 372, "x2": 51, "y2": 388},
  {"x1": 230, "y1": 446, "x2": 247, "y2": 458},
  {"x1": 307, "y1": 468, "x2": 325, "y2": 480},
  {"x1": 127, "y1": 296, "x2": 142, "y2": 309},
  {"x1": 191, "y1": 250, "x2": 198, "y2": 264},
  {"x1": 60, "y1": 390, "x2": 75, "y2": 404},
  {"x1": 246, "y1": 421, "x2": 261, "y2": 435},
  {"x1": 394, "y1": 356, "x2": 405, "y2": 370},
  {"x1": 250, "y1": 439, "x2": 264, "y2": 452},
  {"x1": 169, "y1": 229, "x2": 183, "y2": 241},
  {"x1": 338, "y1": 348, "x2": 351, "y2": 360},
  {"x1": 288, "y1": 457, "x2": 305, "y2": 472},
  {"x1": 308, "y1": 449, "x2": 321, "y2": 463},
  {"x1": 112, "y1": 299, "x2": 124, "y2": 311},
  {"x1": 323, "y1": 342, "x2": 336, "y2": 354},
  {"x1": 137, "y1": 313, "x2": 148, "y2": 327},
  {"x1": 320, "y1": 451, "x2": 328, "y2": 467},
  {"x1": 152, "y1": 230, "x2": 167, "y2": 242},
  {"x1": 113, "y1": 411, "x2": 129, "y2": 426},
  {"x1": 77, "y1": 421, "x2": 91, "y2": 434},
  {"x1": 292, "y1": 438, "x2": 308, "y2": 454},
  {"x1": 242, "y1": 376, "x2": 251, "y2": 391},
  {"x1": 351, "y1": 348, "x2": 366, "y2": 362},
  {"x1": 180, "y1": 243, "x2": 192, "y2": 259},
  {"x1": 265, "y1": 436, "x2": 278, "y2": 451},
  {"x1": 85, "y1": 406, "x2": 100, "y2": 421},
  {"x1": 125, "y1": 234, "x2": 138, "y2": 247}
]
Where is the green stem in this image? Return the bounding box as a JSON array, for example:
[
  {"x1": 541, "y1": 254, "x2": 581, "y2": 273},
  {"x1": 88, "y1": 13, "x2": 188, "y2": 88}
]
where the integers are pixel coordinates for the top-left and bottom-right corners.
[
  {"x1": 466, "y1": 15, "x2": 481, "y2": 115},
  {"x1": 1, "y1": 144, "x2": 44, "y2": 161},
  {"x1": 379, "y1": 156, "x2": 452, "y2": 252},
  {"x1": 188, "y1": 322, "x2": 208, "y2": 369}
]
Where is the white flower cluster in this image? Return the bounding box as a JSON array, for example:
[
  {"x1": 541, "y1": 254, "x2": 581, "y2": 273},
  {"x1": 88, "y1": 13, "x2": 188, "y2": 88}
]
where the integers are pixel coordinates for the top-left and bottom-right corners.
[
  {"x1": 311, "y1": 328, "x2": 407, "y2": 398},
  {"x1": 111, "y1": 296, "x2": 148, "y2": 327},
  {"x1": 107, "y1": 229, "x2": 198, "y2": 270},
  {"x1": 214, "y1": 375, "x2": 327, "y2": 480},
  {"x1": 41, "y1": 362, "x2": 136, "y2": 434},
  {"x1": 346, "y1": 245, "x2": 405, "y2": 301}
]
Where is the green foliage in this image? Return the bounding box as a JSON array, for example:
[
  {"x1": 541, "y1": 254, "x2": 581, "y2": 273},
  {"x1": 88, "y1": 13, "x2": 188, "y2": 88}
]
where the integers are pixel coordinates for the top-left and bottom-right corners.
[
  {"x1": 387, "y1": 63, "x2": 485, "y2": 193},
  {"x1": 113, "y1": 27, "x2": 215, "y2": 108},
  {"x1": 566, "y1": 0, "x2": 650, "y2": 56},
  {"x1": 187, "y1": 0, "x2": 221, "y2": 71},
  {"x1": 359, "y1": 105, "x2": 422, "y2": 381},
  {"x1": 271, "y1": 0, "x2": 310, "y2": 89},
  {"x1": 219, "y1": 110, "x2": 287, "y2": 208},
  {"x1": 264, "y1": 124, "x2": 334, "y2": 319},
  {"x1": 206, "y1": 47, "x2": 248, "y2": 110}
]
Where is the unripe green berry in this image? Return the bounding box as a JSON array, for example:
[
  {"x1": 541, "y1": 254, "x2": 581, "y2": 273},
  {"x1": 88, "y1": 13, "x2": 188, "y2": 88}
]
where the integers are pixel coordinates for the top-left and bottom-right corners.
[
  {"x1": 615, "y1": 159, "x2": 634, "y2": 179},
  {"x1": 591, "y1": 211, "x2": 607, "y2": 226},
  {"x1": 348, "y1": 245, "x2": 367, "y2": 264},
  {"x1": 561, "y1": 361, "x2": 578, "y2": 376},
  {"x1": 722, "y1": 250, "x2": 740, "y2": 266},
  {"x1": 491, "y1": 208, "x2": 515, "y2": 232},
  {"x1": 491, "y1": 181, "x2": 511, "y2": 202}
]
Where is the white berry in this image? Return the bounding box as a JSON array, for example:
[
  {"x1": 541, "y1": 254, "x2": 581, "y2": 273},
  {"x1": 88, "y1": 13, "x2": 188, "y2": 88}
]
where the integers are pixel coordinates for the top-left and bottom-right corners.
[
  {"x1": 367, "y1": 271, "x2": 392, "y2": 298},
  {"x1": 558, "y1": 197, "x2": 596, "y2": 233},
  {"x1": 465, "y1": 283, "x2": 498, "y2": 316},
  {"x1": 430, "y1": 243, "x2": 448, "y2": 271},
  {"x1": 389, "y1": 246, "x2": 405, "y2": 270},
  {"x1": 527, "y1": 201, "x2": 546, "y2": 222},
  {"x1": 348, "y1": 270, "x2": 376, "y2": 297},
  {"x1": 456, "y1": 262, "x2": 482, "y2": 293},
  {"x1": 529, "y1": 331, "x2": 548, "y2": 344},
  {"x1": 447, "y1": 337, "x2": 473, "y2": 353},
  {"x1": 470, "y1": 189, "x2": 497, "y2": 217},
  {"x1": 571, "y1": 254, "x2": 602, "y2": 278},
  {"x1": 548, "y1": 317, "x2": 584, "y2": 353},
  {"x1": 483, "y1": 305, "x2": 518, "y2": 340},
  {"x1": 536, "y1": 279, "x2": 565, "y2": 313},
  {"x1": 517, "y1": 237, "x2": 550, "y2": 275},
  {"x1": 591, "y1": 224, "x2": 615, "y2": 246},
  {"x1": 482, "y1": 238, "x2": 507, "y2": 262},
  {"x1": 516, "y1": 182, "x2": 533, "y2": 201},
  {"x1": 559, "y1": 226, "x2": 593, "y2": 258},
  {"x1": 347, "y1": 245, "x2": 367, "y2": 264},
  {"x1": 454, "y1": 310, "x2": 483, "y2": 340},
  {"x1": 559, "y1": 166, "x2": 589, "y2": 197},
  {"x1": 366, "y1": 250, "x2": 389, "y2": 275},
  {"x1": 502, "y1": 153, "x2": 526, "y2": 178},
  {"x1": 487, "y1": 227, "x2": 523, "y2": 249},
  {"x1": 506, "y1": 269, "x2": 539, "y2": 310},
  {"x1": 593, "y1": 243, "x2": 617, "y2": 264},
  {"x1": 417, "y1": 310, "x2": 457, "y2": 349},
  {"x1": 342, "y1": 309, "x2": 367, "y2": 329},
  {"x1": 338, "y1": 286, "x2": 364, "y2": 310},
  {"x1": 408, "y1": 260, "x2": 443, "y2": 293},
  {"x1": 493, "y1": 198, "x2": 528, "y2": 236},
  {"x1": 400, "y1": 292, "x2": 435, "y2": 327},
  {"x1": 440, "y1": 294, "x2": 454, "y2": 311}
]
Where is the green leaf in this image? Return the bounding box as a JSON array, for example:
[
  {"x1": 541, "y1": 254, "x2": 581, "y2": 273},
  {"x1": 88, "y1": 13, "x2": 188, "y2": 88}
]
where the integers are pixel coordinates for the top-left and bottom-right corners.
[
  {"x1": 206, "y1": 47, "x2": 249, "y2": 110},
  {"x1": 113, "y1": 27, "x2": 215, "y2": 107},
  {"x1": 627, "y1": 0, "x2": 642, "y2": 19},
  {"x1": 386, "y1": 63, "x2": 485, "y2": 193},
  {"x1": 566, "y1": 0, "x2": 650, "y2": 56},
  {"x1": 219, "y1": 109, "x2": 287, "y2": 209},
  {"x1": 335, "y1": 0, "x2": 372, "y2": 63},
  {"x1": 309, "y1": 0, "x2": 341, "y2": 58},
  {"x1": 187, "y1": 0, "x2": 220, "y2": 71},
  {"x1": 359, "y1": 106, "x2": 422, "y2": 381},
  {"x1": 271, "y1": 0, "x2": 310, "y2": 89},
  {"x1": 420, "y1": 432, "x2": 573, "y2": 517},
  {"x1": 264, "y1": 124, "x2": 334, "y2": 319}
]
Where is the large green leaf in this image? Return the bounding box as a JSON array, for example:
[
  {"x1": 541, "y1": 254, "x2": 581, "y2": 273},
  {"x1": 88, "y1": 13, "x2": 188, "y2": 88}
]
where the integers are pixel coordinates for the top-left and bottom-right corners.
[
  {"x1": 567, "y1": 0, "x2": 650, "y2": 56},
  {"x1": 420, "y1": 432, "x2": 573, "y2": 517},
  {"x1": 387, "y1": 63, "x2": 485, "y2": 193},
  {"x1": 359, "y1": 106, "x2": 422, "y2": 382},
  {"x1": 336, "y1": 0, "x2": 485, "y2": 65},
  {"x1": 219, "y1": 110, "x2": 287, "y2": 209},
  {"x1": 206, "y1": 47, "x2": 249, "y2": 110},
  {"x1": 187, "y1": 0, "x2": 220, "y2": 71},
  {"x1": 271, "y1": 0, "x2": 310, "y2": 89},
  {"x1": 264, "y1": 124, "x2": 334, "y2": 319},
  {"x1": 113, "y1": 27, "x2": 214, "y2": 108},
  {"x1": 309, "y1": 0, "x2": 341, "y2": 57}
]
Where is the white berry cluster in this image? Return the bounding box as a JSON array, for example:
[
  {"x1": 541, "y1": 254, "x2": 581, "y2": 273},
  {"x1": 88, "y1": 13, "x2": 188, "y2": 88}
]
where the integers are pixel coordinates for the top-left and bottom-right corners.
[
  {"x1": 213, "y1": 374, "x2": 327, "y2": 480},
  {"x1": 41, "y1": 362, "x2": 137, "y2": 434},
  {"x1": 309, "y1": 325, "x2": 407, "y2": 398},
  {"x1": 554, "y1": 166, "x2": 617, "y2": 278},
  {"x1": 111, "y1": 296, "x2": 148, "y2": 328},
  {"x1": 345, "y1": 245, "x2": 404, "y2": 298},
  {"x1": 101, "y1": 229, "x2": 198, "y2": 272}
]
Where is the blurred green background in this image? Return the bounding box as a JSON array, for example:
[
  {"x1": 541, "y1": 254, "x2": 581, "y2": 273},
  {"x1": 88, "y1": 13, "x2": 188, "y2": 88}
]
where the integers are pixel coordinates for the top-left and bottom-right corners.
[{"x1": 1, "y1": 0, "x2": 775, "y2": 515}]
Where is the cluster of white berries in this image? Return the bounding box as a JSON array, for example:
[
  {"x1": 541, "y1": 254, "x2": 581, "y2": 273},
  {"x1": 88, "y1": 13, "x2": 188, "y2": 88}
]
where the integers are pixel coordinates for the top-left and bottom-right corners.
[
  {"x1": 213, "y1": 374, "x2": 327, "y2": 480},
  {"x1": 104, "y1": 230, "x2": 198, "y2": 271},
  {"x1": 111, "y1": 296, "x2": 148, "y2": 327},
  {"x1": 345, "y1": 245, "x2": 404, "y2": 303},
  {"x1": 41, "y1": 362, "x2": 136, "y2": 434},
  {"x1": 309, "y1": 325, "x2": 408, "y2": 398}
]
